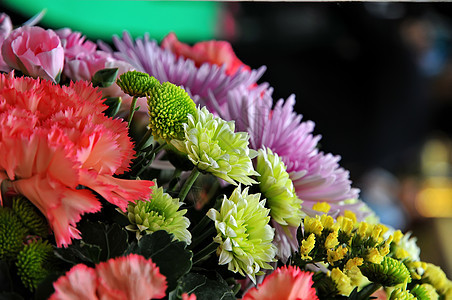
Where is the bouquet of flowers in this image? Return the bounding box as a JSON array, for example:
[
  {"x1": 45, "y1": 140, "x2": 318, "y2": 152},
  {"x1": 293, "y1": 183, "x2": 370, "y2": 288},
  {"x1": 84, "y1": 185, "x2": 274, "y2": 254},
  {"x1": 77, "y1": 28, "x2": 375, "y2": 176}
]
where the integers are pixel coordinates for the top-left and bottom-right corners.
[{"x1": 0, "y1": 11, "x2": 451, "y2": 300}]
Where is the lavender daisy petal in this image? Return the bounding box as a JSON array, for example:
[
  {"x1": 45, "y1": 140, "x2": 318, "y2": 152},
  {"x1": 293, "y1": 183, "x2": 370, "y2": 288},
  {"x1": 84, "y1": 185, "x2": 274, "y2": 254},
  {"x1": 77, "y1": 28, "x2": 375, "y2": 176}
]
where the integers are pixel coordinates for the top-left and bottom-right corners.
[{"x1": 106, "y1": 32, "x2": 265, "y2": 114}]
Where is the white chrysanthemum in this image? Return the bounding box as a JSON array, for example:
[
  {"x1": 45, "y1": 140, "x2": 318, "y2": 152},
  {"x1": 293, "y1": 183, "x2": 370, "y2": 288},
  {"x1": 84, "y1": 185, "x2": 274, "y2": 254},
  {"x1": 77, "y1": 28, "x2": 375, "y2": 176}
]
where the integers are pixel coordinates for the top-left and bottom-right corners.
[
  {"x1": 256, "y1": 147, "x2": 303, "y2": 227},
  {"x1": 171, "y1": 106, "x2": 259, "y2": 185},
  {"x1": 207, "y1": 185, "x2": 276, "y2": 283},
  {"x1": 126, "y1": 183, "x2": 191, "y2": 244}
]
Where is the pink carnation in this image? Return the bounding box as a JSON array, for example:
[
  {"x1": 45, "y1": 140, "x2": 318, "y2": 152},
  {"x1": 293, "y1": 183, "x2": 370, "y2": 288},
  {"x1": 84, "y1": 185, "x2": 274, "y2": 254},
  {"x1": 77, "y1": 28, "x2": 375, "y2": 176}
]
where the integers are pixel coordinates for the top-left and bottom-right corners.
[
  {"x1": 161, "y1": 32, "x2": 250, "y2": 76},
  {"x1": 50, "y1": 254, "x2": 167, "y2": 300},
  {"x1": 241, "y1": 266, "x2": 318, "y2": 300},
  {"x1": 1, "y1": 26, "x2": 64, "y2": 83},
  {"x1": 0, "y1": 72, "x2": 153, "y2": 247}
]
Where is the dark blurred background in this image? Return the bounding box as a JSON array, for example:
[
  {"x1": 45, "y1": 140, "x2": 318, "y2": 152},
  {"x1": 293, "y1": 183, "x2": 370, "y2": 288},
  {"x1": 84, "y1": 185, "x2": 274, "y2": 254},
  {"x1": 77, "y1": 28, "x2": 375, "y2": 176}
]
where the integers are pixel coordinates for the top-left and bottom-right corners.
[{"x1": 2, "y1": 1, "x2": 452, "y2": 276}]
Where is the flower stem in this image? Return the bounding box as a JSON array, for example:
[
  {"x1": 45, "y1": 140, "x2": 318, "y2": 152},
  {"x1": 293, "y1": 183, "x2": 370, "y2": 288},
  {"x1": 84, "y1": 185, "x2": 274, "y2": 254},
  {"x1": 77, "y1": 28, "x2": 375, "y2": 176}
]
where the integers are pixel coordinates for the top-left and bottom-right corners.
[
  {"x1": 190, "y1": 220, "x2": 215, "y2": 249},
  {"x1": 135, "y1": 128, "x2": 153, "y2": 152},
  {"x1": 356, "y1": 282, "x2": 382, "y2": 300},
  {"x1": 135, "y1": 142, "x2": 167, "y2": 178},
  {"x1": 178, "y1": 168, "x2": 200, "y2": 203},
  {"x1": 192, "y1": 241, "x2": 218, "y2": 265},
  {"x1": 127, "y1": 96, "x2": 138, "y2": 128}
]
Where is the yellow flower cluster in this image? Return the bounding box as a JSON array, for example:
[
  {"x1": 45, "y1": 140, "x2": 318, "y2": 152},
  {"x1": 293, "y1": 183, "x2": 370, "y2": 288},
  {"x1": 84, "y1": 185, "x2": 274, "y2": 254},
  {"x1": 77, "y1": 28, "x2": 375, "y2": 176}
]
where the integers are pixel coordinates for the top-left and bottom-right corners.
[{"x1": 298, "y1": 211, "x2": 398, "y2": 296}]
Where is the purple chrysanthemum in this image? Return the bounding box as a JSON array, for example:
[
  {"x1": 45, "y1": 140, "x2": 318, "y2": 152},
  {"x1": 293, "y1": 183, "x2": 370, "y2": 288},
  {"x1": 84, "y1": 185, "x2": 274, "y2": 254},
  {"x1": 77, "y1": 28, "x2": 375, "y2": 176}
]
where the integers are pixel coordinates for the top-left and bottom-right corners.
[
  {"x1": 100, "y1": 32, "x2": 265, "y2": 114},
  {"x1": 223, "y1": 86, "x2": 360, "y2": 210},
  {"x1": 221, "y1": 86, "x2": 365, "y2": 260}
]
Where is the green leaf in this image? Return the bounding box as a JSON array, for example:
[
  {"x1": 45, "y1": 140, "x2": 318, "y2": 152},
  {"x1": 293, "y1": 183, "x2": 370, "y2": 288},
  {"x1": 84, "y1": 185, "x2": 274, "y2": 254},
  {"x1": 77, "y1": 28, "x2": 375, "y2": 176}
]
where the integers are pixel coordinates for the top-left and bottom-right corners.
[
  {"x1": 77, "y1": 221, "x2": 129, "y2": 262},
  {"x1": 0, "y1": 260, "x2": 12, "y2": 292},
  {"x1": 170, "y1": 272, "x2": 235, "y2": 300},
  {"x1": 53, "y1": 240, "x2": 101, "y2": 266},
  {"x1": 0, "y1": 292, "x2": 24, "y2": 300},
  {"x1": 53, "y1": 221, "x2": 128, "y2": 266},
  {"x1": 127, "y1": 230, "x2": 193, "y2": 293},
  {"x1": 102, "y1": 97, "x2": 122, "y2": 118},
  {"x1": 34, "y1": 272, "x2": 61, "y2": 300},
  {"x1": 92, "y1": 68, "x2": 119, "y2": 88}
]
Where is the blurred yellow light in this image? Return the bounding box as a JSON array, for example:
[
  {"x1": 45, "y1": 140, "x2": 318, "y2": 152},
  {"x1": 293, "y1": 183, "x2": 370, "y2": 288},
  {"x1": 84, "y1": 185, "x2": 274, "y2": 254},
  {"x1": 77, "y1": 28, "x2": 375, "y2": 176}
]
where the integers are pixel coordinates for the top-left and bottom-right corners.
[{"x1": 416, "y1": 178, "x2": 452, "y2": 218}]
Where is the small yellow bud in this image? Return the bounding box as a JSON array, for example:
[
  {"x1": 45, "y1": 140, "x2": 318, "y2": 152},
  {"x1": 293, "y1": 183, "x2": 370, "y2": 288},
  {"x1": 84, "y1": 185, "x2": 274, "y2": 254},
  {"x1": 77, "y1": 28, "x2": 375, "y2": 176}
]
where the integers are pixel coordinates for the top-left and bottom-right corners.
[
  {"x1": 344, "y1": 257, "x2": 365, "y2": 286},
  {"x1": 324, "y1": 230, "x2": 339, "y2": 249},
  {"x1": 395, "y1": 248, "x2": 410, "y2": 260},
  {"x1": 330, "y1": 268, "x2": 354, "y2": 296},
  {"x1": 300, "y1": 233, "x2": 316, "y2": 260},
  {"x1": 357, "y1": 222, "x2": 369, "y2": 237},
  {"x1": 366, "y1": 248, "x2": 384, "y2": 264},
  {"x1": 344, "y1": 210, "x2": 357, "y2": 224},
  {"x1": 320, "y1": 214, "x2": 335, "y2": 230},
  {"x1": 304, "y1": 217, "x2": 323, "y2": 236},
  {"x1": 327, "y1": 246, "x2": 348, "y2": 264},
  {"x1": 312, "y1": 202, "x2": 331, "y2": 213},
  {"x1": 393, "y1": 230, "x2": 404, "y2": 244},
  {"x1": 338, "y1": 216, "x2": 354, "y2": 236}
]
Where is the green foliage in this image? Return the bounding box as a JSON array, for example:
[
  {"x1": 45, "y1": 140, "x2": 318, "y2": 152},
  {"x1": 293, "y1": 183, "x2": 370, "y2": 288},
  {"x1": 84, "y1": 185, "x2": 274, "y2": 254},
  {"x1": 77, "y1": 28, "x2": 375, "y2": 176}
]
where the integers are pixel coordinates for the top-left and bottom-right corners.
[
  {"x1": 92, "y1": 68, "x2": 119, "y2": 88},
  {"x1": 54, "y1": 220, "x2": 128, "y2": 266},
  {"x1": 169, "y1": 272, "x2": 235, "y2": 300},
  {"x1": 126, "y1": 230, "x2": 193, "y2": 292},
  {"x1": 102, "y1": 97, "x2": 122, "y2": 117}
]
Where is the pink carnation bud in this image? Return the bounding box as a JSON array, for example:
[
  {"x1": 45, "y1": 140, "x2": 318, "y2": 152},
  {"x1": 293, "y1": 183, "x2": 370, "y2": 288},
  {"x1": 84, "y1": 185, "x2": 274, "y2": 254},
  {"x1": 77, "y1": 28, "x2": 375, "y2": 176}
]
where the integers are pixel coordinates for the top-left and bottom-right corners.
[
  {"x1": 1, "y1": 26, "x2": 64, "y2": 83},
  {"x1": 0, "y1": 13, "x2": 12, "y2": 72}
]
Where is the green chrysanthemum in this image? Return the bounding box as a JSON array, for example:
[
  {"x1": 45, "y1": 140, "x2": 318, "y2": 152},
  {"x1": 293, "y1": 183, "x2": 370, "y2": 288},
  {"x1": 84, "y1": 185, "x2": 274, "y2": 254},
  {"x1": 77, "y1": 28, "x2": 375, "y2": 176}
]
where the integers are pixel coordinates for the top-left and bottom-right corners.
[
  {"x1": 147, "y1": 81, "x2": 197, "y2": 141},
  {"x1": 126, "y1": 182, "x2": 191, "y2": 244},
  {"x1": 360, "y1": 256, "x2": 411, "y2": 286},
  {"x1": 411, "y1": 284, "x2": 439, "y2": 300},
  {"x1": 256, "y1": 147, "x2": 303, "y2": 227},
  {"x1": 171, "y1": 106, "x2": 259, "y2": 185},
  {"x1": 207, "y1": 185, "x2": 276, "y2": 283},
  {"x1": 0, "y1": 207, "x2": 28, "y2": 260},
  {"x1": 16, "y1": 239, "x2": 52, "y2": 291},
  {"x1": 389, "y1": 287, "x2": 416, "y2": 300},
  {"x1": 116, "y1": 70, "x2": 159, "y2": 97},
  {"x1": 12, "y1": 197, "x2": 49, "y2": 237}
]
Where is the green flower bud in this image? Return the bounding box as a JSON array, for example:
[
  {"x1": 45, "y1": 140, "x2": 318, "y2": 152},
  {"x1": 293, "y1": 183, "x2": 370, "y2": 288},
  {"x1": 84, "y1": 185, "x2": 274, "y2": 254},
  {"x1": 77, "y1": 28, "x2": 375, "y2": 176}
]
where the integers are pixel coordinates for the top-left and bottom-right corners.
[
  {"x1": 147, "y1": 81, "x2": 196, "y2": 141},
  {"x1": 0, "y1": 207, "x2": 28, "y2": 260},
  {"x1": 389, "y1": 287, "x2": 416, "y2": 300},
  {"x1": 116, "y1": 70, "x2": 159, "y2": 97},
  {"x1": 126, "y1": 182, "x2": 191, "y2": 244},
  {"x1": 360, "y1": 256, "x2": 411, "y2": 287},
  {"x1": 12, "y1": 196, "x2": 49, "y2": 237},
  {"x1": 411, "y1": 283, "x2": 439, "y2": 300},
  {"x1": 16, "y1": 239, "x2": 52, "y2": 291}
]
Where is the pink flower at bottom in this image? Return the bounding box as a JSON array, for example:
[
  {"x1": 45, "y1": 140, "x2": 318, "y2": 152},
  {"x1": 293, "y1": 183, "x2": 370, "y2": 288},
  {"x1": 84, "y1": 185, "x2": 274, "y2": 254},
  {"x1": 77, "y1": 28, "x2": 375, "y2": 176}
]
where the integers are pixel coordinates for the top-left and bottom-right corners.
[
  {"x1": 50, "y1": 264, "x2": 98, "y2": 300},
  {"x1": 242, "y1": 266, "x2": 318, "y2": 300},
  {"x1": 182, "y1": 293, "x2": 197, "y2": 300},
  {"x1": 50, "y1": 254, "x2": 167, "y2": 300}
]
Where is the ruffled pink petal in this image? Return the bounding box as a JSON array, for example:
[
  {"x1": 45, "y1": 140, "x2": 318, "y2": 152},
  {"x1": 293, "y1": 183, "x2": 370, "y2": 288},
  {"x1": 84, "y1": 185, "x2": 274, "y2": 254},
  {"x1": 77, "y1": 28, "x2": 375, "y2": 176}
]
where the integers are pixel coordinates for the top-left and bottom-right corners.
[
  {"x1": 12, "y1": 175, "x2": 101, "y2": 247},
  {"x1": 50, "y1": 264, "x2": 98, "y2": 300},
  {"x1": 96, "y1": 254, "x2": 167, "y2": 300},
  {"x1": 80, "y1": 170, "x2": 153, "y2": 211}
]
